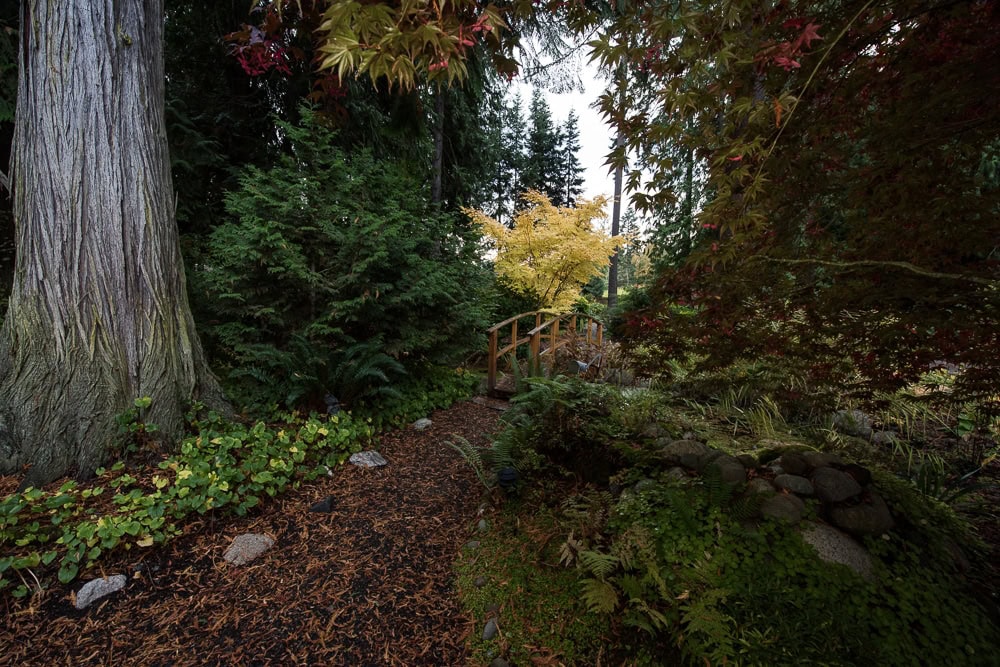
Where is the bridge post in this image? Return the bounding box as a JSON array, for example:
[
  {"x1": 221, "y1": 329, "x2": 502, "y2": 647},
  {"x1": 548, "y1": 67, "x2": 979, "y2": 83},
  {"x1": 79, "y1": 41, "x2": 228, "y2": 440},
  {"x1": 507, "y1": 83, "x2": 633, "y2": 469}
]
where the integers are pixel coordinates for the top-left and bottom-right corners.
[{"x1": 488, "y1": 329, "x2": 498, "y2": 395}]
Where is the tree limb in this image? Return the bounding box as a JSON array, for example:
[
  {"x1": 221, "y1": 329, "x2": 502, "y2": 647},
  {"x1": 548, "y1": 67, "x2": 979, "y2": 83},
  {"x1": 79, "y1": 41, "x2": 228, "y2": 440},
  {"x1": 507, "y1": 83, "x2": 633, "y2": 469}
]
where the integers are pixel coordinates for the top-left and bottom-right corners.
[{"x1": 754, "y1": 256, "x2": 998, "y2": 288}]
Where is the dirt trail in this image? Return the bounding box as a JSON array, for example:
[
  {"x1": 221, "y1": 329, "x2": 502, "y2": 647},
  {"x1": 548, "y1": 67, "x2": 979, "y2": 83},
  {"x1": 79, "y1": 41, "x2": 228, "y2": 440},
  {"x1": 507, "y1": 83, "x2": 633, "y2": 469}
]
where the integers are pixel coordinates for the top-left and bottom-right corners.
[{"x1": 1, "y1": 401, "x2": 501, "y2": 666}]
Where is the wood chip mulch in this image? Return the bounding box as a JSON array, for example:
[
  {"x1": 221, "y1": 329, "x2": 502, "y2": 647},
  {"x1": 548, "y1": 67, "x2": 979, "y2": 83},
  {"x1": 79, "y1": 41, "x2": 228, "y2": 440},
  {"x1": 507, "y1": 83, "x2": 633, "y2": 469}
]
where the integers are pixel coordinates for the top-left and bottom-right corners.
[{"x1": 1, "y1": 401, "x2": 502, "y2": 666}]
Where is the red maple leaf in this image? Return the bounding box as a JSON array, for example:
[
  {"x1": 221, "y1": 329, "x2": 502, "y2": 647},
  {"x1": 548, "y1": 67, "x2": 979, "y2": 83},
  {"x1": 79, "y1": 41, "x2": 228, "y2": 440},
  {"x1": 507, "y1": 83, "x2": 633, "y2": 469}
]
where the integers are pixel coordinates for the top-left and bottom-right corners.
[{"x1": 793, "y1": 23, "x2": 823, "y2": 51}]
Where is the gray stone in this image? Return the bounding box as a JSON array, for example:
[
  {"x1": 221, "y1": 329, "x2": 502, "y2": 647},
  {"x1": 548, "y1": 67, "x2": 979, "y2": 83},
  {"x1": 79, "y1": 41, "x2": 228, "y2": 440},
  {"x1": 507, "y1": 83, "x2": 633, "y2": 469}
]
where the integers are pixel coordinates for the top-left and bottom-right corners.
[
  {"x1": 681, "y1": 431, "x2": 700, "y2": 442},
  {"x1": 223, "y1": 533, "x2": 274, "y2": 566},
  {"x1": 664, "y1": 467, "x2": 688, "y2": 482},
  {"x1": 75, "y1": 575, "x2": 127, "y2": 610},
  {"x1": 465, "y1": 540, "x2": 480, "y2": 550},
  {"x1": 696, "y1": 448, "x2": 725, "y2": 472},
  {"x1": 477, "y1": 519, "x2": 489, "y2": 533},
  {"x1": 660, "y1": 439, "x2": 710, "y2": 469},
  {"x1": 871, "y1": 430, "x2": 898, "y2": 447},
  {"x1": 490, "y1": 659, "x2": 510, "y2": 667},
  {"x1": 774, "y1": 474, "x2": 814, "y2": 496},
  {"x1": 483, "y1": 618, "x2": 499, "y2": 640},
  {"x1": 474, "y1": 576, "x2": 488, "y2": 588},
  {"x1": 760, "y1": 494, "x2": 806, "y2": 524},
  {"x1": 707, "y1": 455, "x2": 746, "y2": 485},
  {"x1": 802, "y1": 451, "x2": 844, "y2": 469},
  {"x1": 829, "y1": 493, "x2": 894, "y2": 536},
  {"x1": 309, "y1": 496, "x2": 335, "y2": 513},
  {"x1": 413, "y1": 418, "x2": 433, "y2": 431},
  {"x1": 832, "y1": 409, "x2": 873, "y2": 438},
  {"x1": 747, "y1": 478, "x2": 777, "y2": 495},
  {"x1": 737, "y1": 454, "x2": 757, "y2": 469},
  {"x1": 634, "y1": 478, "x2": 657, "y2": 493},
  {"x1": 349, "y1": 450, "x2": 388, "y2": 467},
  {"x1": 811, "y1": 466, "x2": 862, "y2": 503},
  {"x1": 800, "y1": 522, "x2": 874, "y2": 580},
  {"x1": 779, "y1": 452, "x2": 810, "y2": 476},
  {"x1": 640, "y1": 424, "x2": 663, "y2": 439}
]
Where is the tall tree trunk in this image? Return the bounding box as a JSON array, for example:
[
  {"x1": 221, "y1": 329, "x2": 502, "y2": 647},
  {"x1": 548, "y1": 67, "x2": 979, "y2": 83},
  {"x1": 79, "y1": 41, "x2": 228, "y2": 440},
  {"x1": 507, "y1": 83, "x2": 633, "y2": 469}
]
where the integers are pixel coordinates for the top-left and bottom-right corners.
[
  {"x1": 0, "y1": 0, "x2": 225, "y2": 487},
  {"x1": 431, "y1": 90, "x2": 444, "y2": 206},
  {"x1": 607, "y1": 132, "x2": 624, "y2": 311}
]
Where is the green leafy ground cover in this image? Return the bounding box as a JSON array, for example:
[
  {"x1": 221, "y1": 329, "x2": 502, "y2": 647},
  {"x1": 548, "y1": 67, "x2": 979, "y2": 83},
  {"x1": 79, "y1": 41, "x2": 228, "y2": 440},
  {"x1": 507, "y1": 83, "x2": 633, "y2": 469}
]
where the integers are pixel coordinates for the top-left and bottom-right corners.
[
  {"x1": 455, "y1": 374, "x2": 1000, "y2": 666},
  {"x1": 0, "y1": 368, "x2": 477, "y2": 599}
]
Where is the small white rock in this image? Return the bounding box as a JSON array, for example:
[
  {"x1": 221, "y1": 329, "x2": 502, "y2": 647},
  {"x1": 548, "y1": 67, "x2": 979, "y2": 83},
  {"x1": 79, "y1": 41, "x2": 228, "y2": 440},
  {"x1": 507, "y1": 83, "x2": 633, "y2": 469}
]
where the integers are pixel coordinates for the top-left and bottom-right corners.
[
  {"x1": 75, "y1": 574, "x2": 127, "y2": 610},
  {"x1": 223, "y1": 533, "x2": 275, "y2": 566},
  {"x1": 413, "y1": 418, "x2": 433, "y2": 431},
  {"x1": 349, "y1": 450, "x2": 388, "y2": 467}
]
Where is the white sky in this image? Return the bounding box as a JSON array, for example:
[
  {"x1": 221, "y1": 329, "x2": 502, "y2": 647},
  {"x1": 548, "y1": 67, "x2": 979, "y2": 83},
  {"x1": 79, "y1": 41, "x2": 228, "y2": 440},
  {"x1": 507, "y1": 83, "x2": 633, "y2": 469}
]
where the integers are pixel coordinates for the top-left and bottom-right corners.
[{"x1": 507, "y1": 67, "x2": 622, "y2": 208}]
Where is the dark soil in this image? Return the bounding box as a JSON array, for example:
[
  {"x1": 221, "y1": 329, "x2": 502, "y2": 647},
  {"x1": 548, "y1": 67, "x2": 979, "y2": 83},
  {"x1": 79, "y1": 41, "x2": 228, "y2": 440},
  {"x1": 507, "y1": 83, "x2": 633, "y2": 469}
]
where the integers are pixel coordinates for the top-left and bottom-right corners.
[{"x1": 0, "y1": 401, "x2": 502, "y2": 666}]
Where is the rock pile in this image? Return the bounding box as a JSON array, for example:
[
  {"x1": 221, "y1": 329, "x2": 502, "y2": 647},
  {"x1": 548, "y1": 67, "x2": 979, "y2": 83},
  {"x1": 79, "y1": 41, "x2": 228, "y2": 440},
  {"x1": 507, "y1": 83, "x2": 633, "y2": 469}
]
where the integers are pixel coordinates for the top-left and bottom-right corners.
[{"x1": 649, "y1": 436, "x2": 897, "y2": 577}]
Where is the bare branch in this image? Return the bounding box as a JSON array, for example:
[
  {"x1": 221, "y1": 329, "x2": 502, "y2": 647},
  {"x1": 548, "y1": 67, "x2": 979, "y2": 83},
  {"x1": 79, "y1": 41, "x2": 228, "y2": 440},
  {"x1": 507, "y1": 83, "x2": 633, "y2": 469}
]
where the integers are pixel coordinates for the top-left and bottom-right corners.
[{"x1": 754, "y1": 256, "x2": 998, "y2": 288}]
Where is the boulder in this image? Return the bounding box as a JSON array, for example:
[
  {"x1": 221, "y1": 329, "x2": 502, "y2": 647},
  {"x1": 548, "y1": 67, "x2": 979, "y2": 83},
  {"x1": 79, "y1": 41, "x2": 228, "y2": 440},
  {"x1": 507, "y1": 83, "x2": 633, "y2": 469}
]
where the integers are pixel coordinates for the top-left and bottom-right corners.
[
  {"x1": 811, "y1": 466, "x2": 862, "y2": 503},
  {"x1": 774, "y1": 474, "x2": 814, "y2": 496},
  {"x1": 800, "y1": 522, "x2": 874, "y2": 580},
  {"x1": 779, "y1": 452, "x2": 810, "y2": 476},
  {"x1": 696, "y1": 448, "x2": 726, "y2": 472},
  {"x1": 349, "y1": 450, "x2": 388, "y2": 468},
  {"x1": 664, "y1": 467, "x2": 688, "y2": 482},
  {"x1": 747, "y1": 478, "x2": 777, "y2": 495},
  {"x1": 829, "y1": 493, "x2": 894, "y2": 536},
  {"x1": 708, "y1": 455, "x2": 747, "y2": 485},
  {"x1": 832, "y1": 409, "x2": 873, "y2": 438},
  {"x1": 760, "y1": 494, "x2": 806, "y2": 525},
  {"x1": 736, "y1": 454, "x2": 757, "y2": 469},
  {"x1": 802, "y1": 451, "x2": 844, "y2": 469},
  {"x1": 871, "y1": 430, "x2": 898, "y2": 447},
  {"x1": 223, "y1": 533, "x2": 274, "y2": 566},
  {"x1": 634, "y1": 478, "x2": 657, "y2": 493},
  {"x1": 75, "y1": 575, "x2": 127, "y2": 610},
  {"x1": 660, "y1": 439, "x2": 710, "y2": 469}
]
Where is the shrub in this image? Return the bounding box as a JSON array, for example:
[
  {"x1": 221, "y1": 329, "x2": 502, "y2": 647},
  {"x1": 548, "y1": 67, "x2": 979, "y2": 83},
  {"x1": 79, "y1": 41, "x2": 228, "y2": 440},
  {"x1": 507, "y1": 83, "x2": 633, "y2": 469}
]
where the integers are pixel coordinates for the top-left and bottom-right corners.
[{"x1": 193, "y1": 109, "x2": 490, "y2": 411}]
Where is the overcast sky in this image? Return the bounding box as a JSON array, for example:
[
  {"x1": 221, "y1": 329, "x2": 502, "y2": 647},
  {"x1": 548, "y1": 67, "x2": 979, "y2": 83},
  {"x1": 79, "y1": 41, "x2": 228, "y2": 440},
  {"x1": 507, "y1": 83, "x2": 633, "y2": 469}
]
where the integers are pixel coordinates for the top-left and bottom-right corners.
[{"x1": 508, "y1": 67, "x2": 622, "y2": 210}]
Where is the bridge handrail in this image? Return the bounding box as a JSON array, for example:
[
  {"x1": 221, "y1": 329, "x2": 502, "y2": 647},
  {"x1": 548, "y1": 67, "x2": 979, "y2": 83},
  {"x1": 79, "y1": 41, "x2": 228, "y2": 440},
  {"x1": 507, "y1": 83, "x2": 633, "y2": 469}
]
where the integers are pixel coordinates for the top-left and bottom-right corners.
[{"x1": 487, "y1": 309, "x2": 604, "y2": 395}]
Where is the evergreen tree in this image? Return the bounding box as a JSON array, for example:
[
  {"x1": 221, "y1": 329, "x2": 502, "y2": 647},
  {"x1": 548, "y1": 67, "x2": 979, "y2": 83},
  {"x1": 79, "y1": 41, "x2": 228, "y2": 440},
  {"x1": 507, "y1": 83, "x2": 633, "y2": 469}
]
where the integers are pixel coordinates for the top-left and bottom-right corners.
[
  {"x1": 488, "y1": 92, "x2": 528, "y2": 226},
  {"x1": 556, "y1": 110, "x2": 585, "y2": 207},
  {"x1": 522, "y1": 90, "x2": 561, "y2": 203}
]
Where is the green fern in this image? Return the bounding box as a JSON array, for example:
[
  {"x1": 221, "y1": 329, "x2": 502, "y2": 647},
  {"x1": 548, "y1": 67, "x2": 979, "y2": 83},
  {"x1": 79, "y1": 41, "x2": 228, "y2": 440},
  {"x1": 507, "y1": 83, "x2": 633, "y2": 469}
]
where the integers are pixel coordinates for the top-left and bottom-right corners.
[
  {"x1": 578, "y1": 549, "x2": 620, "y2": 579},
  {"x1": 580, "y1": 577, "x2": 620, "y2": 613}
]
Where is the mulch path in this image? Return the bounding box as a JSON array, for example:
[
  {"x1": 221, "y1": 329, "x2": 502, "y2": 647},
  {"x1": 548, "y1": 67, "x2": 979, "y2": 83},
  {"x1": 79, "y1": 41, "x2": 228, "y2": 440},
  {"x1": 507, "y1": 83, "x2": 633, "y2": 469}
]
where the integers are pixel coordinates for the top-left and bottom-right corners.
[{"x1": 1, "y1": 401, "x2": 502, "y2": 666}]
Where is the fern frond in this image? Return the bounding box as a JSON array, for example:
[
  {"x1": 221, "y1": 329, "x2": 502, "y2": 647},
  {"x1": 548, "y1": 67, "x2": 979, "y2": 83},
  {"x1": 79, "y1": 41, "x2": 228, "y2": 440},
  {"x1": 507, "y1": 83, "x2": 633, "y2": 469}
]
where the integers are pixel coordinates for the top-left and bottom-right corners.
[
  {"x1": 579, "y1": 549, "x2": 620, "y2": 579},
  {"x1": 580, "y1": 577, "x2": 619, "y2": 614}
]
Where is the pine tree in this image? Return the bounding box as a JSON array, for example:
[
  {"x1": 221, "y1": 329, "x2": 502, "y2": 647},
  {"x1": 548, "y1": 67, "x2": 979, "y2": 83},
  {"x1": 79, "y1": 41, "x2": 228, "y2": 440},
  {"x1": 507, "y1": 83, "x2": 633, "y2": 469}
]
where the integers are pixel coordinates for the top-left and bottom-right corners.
[
  {"x1": 492, "y1": 92, "x2": 528, "y2": 226},
  {"x1": 522, "y1": 90, "x2": 561, "y2": 203},
  {"x1": 557, "y1": 110, "x2": 585, "y2": 207}
]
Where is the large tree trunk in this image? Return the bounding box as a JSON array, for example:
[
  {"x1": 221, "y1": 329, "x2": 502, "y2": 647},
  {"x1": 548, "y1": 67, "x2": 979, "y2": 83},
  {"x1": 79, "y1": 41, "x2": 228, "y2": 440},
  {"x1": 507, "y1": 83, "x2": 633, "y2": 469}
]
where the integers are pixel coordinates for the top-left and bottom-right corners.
[{"x1": 0, "y1": 0, "x2": 225, "y2": 487}]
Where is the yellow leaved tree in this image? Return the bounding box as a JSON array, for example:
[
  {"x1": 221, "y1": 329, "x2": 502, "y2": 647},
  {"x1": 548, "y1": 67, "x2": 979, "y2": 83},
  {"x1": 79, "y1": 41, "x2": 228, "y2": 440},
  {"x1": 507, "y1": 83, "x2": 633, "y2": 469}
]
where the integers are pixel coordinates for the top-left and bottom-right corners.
[{"x1": 466, "y1": 191, "x2": 626, "y2": 311}]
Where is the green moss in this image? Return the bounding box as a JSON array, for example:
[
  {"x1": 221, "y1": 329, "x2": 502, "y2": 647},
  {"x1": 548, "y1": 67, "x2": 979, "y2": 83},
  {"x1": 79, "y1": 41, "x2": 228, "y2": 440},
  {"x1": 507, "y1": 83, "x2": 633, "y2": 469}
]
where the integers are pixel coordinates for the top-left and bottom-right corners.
[{"x1": 454, "y1": 494, "x2": 612, "y2": 666}]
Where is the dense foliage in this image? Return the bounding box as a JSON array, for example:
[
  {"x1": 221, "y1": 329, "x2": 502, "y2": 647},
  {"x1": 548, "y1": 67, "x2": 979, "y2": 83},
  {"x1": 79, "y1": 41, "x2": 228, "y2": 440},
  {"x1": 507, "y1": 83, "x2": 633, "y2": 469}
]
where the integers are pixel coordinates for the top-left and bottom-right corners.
[
  {"x1": 472, "y1": 375, "x2": 999, "y2": 665},
  {"x1": 194, "y1": 112, "x2": 490, "y2": 410},
  {"x1": 591, "y1": 1, "x2": 1000, "y2": 408},
  {"x1": 467, "y1": 191, "x2": 623, "y2": 311}
]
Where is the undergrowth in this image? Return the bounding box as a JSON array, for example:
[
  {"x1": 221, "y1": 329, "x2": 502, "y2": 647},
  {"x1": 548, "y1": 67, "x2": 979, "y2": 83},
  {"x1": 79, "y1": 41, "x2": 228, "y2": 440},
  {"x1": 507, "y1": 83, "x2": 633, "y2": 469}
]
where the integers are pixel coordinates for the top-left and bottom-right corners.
[
  {"x1": 0, "y1": 366, "x2": 479, "y2": 599},
  {"x1": 457, "y1": 372, "x2": 1000, "y2": 666}
]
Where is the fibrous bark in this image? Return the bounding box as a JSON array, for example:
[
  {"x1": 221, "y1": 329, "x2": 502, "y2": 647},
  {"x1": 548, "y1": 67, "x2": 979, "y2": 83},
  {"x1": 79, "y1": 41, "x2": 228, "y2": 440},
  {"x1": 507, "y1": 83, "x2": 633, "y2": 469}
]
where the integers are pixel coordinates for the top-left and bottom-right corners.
[{"x1": 0, "y1": 0, "x2": 226, "y2": 486}]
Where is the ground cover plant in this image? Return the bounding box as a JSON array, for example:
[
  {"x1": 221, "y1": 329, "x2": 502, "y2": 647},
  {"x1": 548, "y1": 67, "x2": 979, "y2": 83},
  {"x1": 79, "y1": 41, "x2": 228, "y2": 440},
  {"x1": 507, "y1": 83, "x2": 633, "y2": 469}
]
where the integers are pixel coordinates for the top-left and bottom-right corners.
[
  {"x1": 0, "y1": 366, "x2": 479, "y2": 599},
  {"x1": 457, "y1": 373, "x2": 1000, "y2": 666}
]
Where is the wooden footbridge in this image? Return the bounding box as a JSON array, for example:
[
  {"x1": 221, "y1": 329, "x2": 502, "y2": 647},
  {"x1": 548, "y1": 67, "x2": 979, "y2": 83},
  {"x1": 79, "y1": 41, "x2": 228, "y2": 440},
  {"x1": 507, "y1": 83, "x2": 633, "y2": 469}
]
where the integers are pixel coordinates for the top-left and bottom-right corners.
[{"x1": 486, "y1": 310, "x2": 605, "y2": 396}]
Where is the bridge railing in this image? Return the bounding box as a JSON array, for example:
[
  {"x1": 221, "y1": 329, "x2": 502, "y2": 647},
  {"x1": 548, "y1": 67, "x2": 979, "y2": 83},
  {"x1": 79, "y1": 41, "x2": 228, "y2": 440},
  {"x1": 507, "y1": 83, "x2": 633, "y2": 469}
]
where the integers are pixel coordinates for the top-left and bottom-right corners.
[{"x1": 486, "y1": 310, "x2": 604, "y2": 395}]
